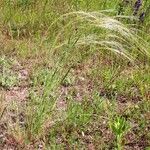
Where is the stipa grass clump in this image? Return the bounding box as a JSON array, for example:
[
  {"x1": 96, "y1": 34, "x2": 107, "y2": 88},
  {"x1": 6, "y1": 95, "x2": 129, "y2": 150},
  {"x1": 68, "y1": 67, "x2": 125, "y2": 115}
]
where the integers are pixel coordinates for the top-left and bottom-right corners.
[{"x1": 27, "y1": 10, "x2": 150, "y2": 148}]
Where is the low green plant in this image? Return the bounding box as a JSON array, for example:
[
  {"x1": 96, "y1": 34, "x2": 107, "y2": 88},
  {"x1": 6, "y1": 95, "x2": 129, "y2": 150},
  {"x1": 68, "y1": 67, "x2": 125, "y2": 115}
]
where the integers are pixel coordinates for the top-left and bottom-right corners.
[
  {"x1": 109, "y1": 116, "x2": 130, "y2": 150},
  {"x1": 66, "y1": 99, "x2": 93, "y2": 128},
  {"x1": 0, "y1": 56, "x2": 18, "y2": 88},
  {"x1": 61, "y1": 72, "x2": 75, "y2": 87},
  {"x1": 0, "y1": 70, "x2": 18, "y2": 88}
]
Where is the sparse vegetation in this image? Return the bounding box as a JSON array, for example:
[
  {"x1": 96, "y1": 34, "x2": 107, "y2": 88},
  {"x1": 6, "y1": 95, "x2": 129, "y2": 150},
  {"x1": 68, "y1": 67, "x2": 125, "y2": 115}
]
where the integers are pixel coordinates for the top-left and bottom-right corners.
[{"x1": 0, "y1": 0, "x2": 150, "y2": 149}]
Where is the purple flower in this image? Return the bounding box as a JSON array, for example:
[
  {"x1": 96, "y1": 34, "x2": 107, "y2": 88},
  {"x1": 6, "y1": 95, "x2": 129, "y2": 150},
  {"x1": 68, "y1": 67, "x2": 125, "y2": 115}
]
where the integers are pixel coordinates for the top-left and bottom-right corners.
[{"x1": 133, "y1": 0, "x2": 142, "y2": 15}]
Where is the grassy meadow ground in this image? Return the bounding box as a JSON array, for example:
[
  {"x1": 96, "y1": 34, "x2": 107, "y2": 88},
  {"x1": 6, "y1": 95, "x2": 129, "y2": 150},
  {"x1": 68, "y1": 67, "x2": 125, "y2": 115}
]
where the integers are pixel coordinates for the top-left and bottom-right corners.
[{"x1": 0, "y1": 0, "x2": 150, "y2": 149}]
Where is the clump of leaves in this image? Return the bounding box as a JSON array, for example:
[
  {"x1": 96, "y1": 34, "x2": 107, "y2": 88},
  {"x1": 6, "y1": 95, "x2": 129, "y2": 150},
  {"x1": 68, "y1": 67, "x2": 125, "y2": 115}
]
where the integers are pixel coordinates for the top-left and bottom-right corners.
[
  {"x1": 0, "y1": 56, "x2": 18, "y2": 88},
  {"x1": 109, "y1": 116, "x2": 130, "y2": 150},
  {"x1": 61, "y1": 73, "x2": 75, "y2": 87}
]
